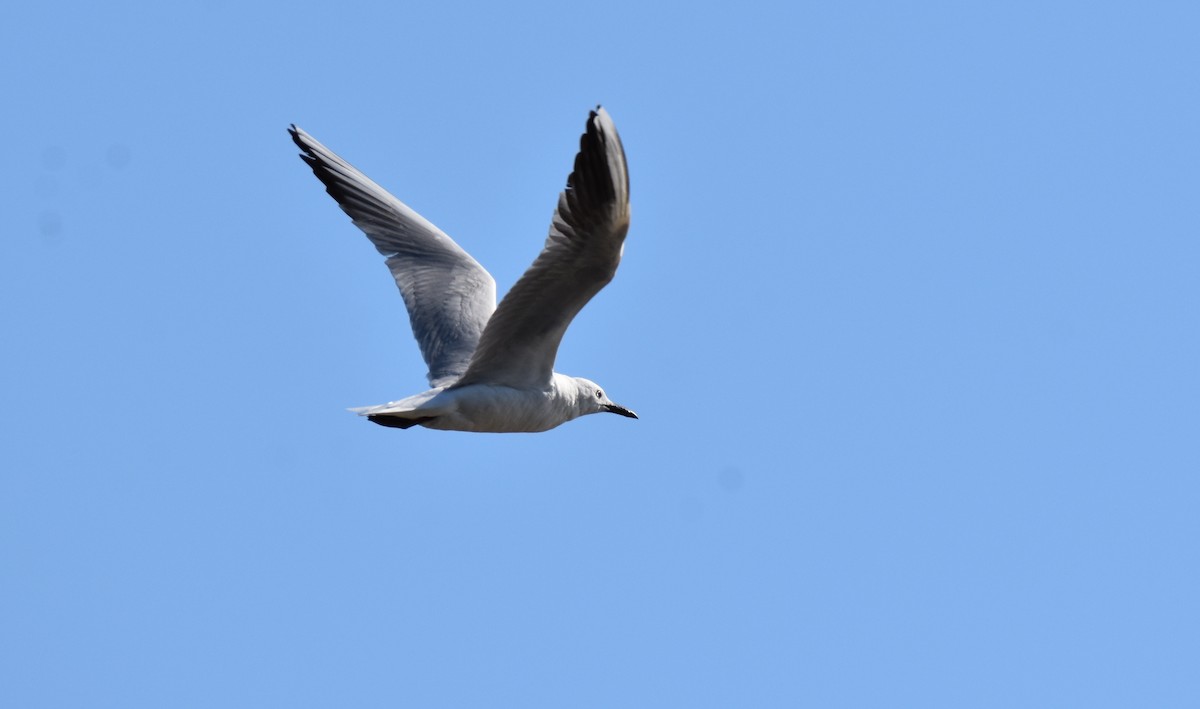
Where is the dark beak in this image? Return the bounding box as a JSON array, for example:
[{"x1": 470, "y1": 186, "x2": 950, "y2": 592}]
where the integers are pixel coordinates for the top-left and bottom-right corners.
[{"x1": 604, "y1": 403, "x2": 638, "y2": 419}]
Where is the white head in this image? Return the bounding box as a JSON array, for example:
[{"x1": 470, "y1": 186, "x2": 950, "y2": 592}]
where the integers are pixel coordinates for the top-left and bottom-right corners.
[{"x1": 570, "y1": 376, "x2": 638, "y2": 420}]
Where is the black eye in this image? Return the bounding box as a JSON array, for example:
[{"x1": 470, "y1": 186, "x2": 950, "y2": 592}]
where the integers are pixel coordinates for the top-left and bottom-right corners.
[{"x1": 595, "y1": 389, "x2": 603, "y2": 399}]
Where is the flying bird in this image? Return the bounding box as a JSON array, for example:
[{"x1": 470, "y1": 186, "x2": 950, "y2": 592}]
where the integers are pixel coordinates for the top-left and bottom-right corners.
[{"x1": 289, "y1": 107, "x2": 636, "y2": 432}]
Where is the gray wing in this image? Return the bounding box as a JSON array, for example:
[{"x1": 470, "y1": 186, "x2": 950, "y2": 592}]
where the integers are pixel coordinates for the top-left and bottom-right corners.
[
  {"x1": 290, "y1": 125, "x2": 496, "y2": 388},
  {"x1": 454, "y1": 107, "x2": 630, "y2": 390}
]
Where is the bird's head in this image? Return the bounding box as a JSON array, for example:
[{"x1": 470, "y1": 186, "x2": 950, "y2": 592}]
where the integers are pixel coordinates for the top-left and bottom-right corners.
[{"x1": 571, "y1": 377, "x2": 638, "y2": 420}]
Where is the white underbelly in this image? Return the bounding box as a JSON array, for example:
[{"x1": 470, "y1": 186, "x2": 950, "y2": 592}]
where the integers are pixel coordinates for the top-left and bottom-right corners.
[{"x1": 422, "y1": 384, "x2": 571, "y2": 433}]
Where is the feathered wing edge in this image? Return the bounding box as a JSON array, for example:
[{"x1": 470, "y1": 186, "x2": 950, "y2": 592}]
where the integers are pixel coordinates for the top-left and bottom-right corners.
[
  {"x1": 453, "y1": 106, "x2": 631, "y2": 389},
  {"x1": 289, "y1": 125, "x2": 496, "y2": 387}
]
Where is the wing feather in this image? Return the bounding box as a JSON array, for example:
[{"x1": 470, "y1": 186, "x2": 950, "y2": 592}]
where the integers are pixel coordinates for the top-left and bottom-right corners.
[
  {"x1": 289, "y1": 126, "x2": 496, "y2": 387},
  {"x1": 454, "y1": 107, "x2": 630, "y2": 389}
]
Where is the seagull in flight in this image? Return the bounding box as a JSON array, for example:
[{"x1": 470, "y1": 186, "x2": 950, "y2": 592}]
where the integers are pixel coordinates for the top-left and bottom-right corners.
[{"x1": 289, "y1": 107, "x2": 637, "y2": 432}]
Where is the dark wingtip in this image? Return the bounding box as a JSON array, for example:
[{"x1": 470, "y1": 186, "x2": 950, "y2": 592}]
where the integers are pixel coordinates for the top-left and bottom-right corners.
[
  {"x1": 565, "y1": 104, "x2": 625, "y2": 209},
  {"x1": 288, "y1": 124, "x2": 311, "y2": 154}
]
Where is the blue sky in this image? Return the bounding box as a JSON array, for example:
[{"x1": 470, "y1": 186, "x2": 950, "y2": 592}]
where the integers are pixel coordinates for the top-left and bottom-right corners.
[{"x1": 3, "y1": 1, "x2": 1198, "y2": 706}]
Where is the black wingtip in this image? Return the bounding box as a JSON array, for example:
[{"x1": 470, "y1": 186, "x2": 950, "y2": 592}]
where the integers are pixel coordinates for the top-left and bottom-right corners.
[
  {"x1": 288, "y1": 124, "x2": 310, "y2": 154},
  {"x1": 289, "y1": 126, "x2": 331, "y2": 181},
  {"x1": 565, "y1": 104, "x2": 626, "y2": 209}
]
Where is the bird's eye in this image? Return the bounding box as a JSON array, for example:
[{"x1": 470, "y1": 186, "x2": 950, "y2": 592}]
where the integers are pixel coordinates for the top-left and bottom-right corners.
[{"x1": 596, "y1": 389, "x2": 603, "y2": 399}]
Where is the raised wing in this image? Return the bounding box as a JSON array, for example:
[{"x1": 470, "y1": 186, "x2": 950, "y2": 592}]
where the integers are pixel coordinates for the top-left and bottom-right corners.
[
  {"x1": 454, "y1": 107, "x2": 630, "y2": 389},
  {"x1": 290, "y1": 125, "x2": 496, "y2": 387}
]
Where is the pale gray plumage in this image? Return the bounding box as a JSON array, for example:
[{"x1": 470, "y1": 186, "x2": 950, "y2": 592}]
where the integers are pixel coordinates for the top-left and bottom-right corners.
[
  {"x1": 456, "y1": 108, "x2": 630, "y2": 389},
  {"x1": 289, "y1": 126, "x2": 496, "y2": 388},
  {"x1": 289, "y1": 107, "x2": 636, "y2": 433}
]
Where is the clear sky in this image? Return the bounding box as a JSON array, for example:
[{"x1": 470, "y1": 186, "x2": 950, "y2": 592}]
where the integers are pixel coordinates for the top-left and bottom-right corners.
[{"x1": 3, "y1": 1, "x2": 1198, "y2": 706}]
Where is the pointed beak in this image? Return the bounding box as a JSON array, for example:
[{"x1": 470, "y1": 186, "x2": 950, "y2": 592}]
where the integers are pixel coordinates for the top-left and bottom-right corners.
[{"x1": 604, "y1": 403, "x2": 638, "y2": 419}]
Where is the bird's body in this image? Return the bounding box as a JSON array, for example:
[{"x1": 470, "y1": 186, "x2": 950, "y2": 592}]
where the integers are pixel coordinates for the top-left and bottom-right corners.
[
  {"x1": 357, "y1": 374, "x2": 609, "y2": 433},
  {"x1": 290, "y1": 108, "x2": 636, "y2": 433}
]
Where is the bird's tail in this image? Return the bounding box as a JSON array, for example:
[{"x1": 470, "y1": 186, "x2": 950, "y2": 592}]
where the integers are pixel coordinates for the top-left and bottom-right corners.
[{"x1": 348, "y1": 389, "x2": 445, "y2": 430}]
